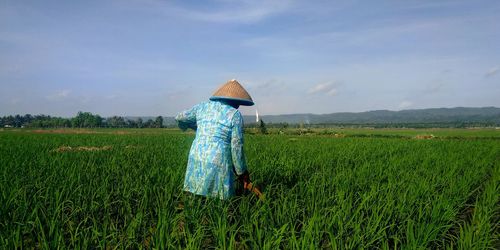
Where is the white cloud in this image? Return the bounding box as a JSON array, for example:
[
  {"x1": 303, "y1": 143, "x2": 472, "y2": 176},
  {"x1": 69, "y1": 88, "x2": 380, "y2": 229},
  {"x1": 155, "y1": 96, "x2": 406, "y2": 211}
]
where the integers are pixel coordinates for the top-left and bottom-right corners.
[
  {"x1": 153, "y1": 0, "x2": 295, "y2": 23},
  {"x1": 326, "y1": 88, "x2": 338, "y2": 96},
  {"x1": 244, "y1": 78, "x2": 289, "y2": 97},
  {"x1": 485, "y1": 66, "x2": 500, "y2": 77},
  {"x1": 308, "y1": 82, "x2": 338, "y2": 96},
  {"x1": 398, "y1": 101, "x2": 413, "y2": 109},
  {"x1": 46, "y1": 90, "x2": 71, "y2": 101}
]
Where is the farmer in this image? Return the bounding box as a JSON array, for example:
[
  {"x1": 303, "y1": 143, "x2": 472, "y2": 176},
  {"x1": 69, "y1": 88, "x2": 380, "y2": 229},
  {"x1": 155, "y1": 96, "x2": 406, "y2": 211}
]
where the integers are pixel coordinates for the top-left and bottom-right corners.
[{"x1": 175, "y1": 79, "x2": 252, "y2": 200}]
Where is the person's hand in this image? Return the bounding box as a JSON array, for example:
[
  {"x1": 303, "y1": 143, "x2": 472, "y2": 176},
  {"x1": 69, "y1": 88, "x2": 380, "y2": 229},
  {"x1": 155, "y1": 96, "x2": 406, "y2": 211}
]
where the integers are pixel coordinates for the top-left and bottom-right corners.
[{"x1": 238, "y1": 170, "x2": 251, "y2": 184}]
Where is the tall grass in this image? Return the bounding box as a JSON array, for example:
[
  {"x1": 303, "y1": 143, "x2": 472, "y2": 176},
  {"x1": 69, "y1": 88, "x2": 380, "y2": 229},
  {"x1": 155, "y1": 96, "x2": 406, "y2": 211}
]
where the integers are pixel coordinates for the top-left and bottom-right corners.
[{"x1": 0, "y1": 131, "x2": 498, "y2": 248}]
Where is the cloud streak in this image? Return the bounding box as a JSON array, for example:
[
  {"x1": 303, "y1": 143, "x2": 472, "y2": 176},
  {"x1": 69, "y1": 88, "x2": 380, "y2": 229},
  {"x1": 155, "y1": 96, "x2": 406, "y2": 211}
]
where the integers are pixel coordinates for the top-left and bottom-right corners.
[
  {"x1": 154, "y1": 0, "x2": 295, "y2": 23},
  {"x1": 1, "y1": 1, "x2": 499, "y2": 116},
  {"x1": 485, "y1": 66, "x2": 500, "y2": 77},
  {"x1": 308, "y1": 82, "x2": 338, "y2": 96},
  {"x1": 46, "y1": 90, "x2": 71, "y2": 101}
]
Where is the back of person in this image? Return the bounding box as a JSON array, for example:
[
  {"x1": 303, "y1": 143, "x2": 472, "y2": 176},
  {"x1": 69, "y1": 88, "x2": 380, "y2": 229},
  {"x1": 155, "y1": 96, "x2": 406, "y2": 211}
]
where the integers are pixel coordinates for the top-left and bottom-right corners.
[
  {"x1": 194, "y1": 100, "x2": 238, "y2": 149},
  {"x1": 176, "y1": 79, "x2": 252, "y2": 200},
  {"x1": 188, "y1": 101, "x2": 241, "y2": 182}
]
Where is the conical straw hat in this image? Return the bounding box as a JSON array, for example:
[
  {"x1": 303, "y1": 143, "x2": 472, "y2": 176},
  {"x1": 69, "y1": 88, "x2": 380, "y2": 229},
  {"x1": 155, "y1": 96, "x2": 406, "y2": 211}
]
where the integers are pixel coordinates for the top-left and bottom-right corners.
[{"x1": 209, "y1": 79, "x2": 254, "y2": 106}]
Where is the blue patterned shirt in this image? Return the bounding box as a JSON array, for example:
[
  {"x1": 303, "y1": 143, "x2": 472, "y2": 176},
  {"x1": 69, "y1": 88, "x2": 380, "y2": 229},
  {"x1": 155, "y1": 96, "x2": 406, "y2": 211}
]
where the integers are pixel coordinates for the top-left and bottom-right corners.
[{"x1": 175, "y1": 100, "x2": 247, "y2": 199}]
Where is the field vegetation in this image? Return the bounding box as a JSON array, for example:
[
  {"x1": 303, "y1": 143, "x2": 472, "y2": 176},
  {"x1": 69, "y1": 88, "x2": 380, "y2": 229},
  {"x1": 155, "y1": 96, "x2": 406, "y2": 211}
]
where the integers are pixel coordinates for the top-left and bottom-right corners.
[{"x1": 0, "y1": 128, "x2": 499, "y2": 249}]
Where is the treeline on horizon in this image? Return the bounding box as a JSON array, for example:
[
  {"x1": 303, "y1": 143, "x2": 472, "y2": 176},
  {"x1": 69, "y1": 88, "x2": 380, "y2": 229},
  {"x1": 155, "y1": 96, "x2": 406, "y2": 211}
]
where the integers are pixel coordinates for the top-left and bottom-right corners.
[
  {"x1": 1, "y1": 112, "x2": 498, "y2": 129},
  {"x1": 0, "y1": 112, "x2": 165, "y2": 128}
]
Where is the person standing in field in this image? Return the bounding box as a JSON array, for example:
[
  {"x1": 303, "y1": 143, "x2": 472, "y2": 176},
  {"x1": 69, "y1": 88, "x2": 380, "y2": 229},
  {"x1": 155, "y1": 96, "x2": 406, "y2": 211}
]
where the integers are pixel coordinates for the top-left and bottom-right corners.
[{"x1": 175, "y1": 79, "x2": 252, "y2": 200}]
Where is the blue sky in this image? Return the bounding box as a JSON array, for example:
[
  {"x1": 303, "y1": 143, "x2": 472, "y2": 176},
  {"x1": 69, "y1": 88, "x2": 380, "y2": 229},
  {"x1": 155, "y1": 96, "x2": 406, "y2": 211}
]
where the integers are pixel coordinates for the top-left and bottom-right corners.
[{"x1": 1, "y1": 0, "x2": 499, "y2": 117}]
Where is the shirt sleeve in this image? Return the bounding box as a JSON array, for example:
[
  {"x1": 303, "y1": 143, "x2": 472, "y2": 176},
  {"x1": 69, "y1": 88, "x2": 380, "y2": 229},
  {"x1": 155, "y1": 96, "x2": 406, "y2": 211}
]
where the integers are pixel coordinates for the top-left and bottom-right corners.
[
  {"x1": 175, "y1": 104, "x2": 199, "y2": 131},
  {"x1": 231, "y1": 111, "x2": 247, "y2": 175}
]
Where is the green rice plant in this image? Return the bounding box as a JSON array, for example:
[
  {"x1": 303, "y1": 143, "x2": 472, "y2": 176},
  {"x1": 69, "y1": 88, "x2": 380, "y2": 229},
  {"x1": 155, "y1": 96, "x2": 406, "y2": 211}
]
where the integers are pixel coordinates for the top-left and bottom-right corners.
[
  {"x1": 451, "y1": 161, "x2": 500, "y2": 249},
  {"x1": 0, "y1": 129, "x2": 498, "y2": 248}
]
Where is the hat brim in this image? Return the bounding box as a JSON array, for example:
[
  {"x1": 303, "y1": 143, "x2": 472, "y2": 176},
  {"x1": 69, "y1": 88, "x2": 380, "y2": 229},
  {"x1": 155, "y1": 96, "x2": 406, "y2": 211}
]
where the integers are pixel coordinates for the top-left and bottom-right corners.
[{"x1": 210, "y1": 96, "x2": 254, "y2": 106}]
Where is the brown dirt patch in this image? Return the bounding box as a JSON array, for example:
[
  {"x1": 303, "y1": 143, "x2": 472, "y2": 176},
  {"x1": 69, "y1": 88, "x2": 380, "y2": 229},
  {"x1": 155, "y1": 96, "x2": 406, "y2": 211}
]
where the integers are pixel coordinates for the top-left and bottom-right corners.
[
  {"x1": 53, "y1": 145, "x2": 112, "y2": 152},
  {"x1": 414, "y1": 134, "x2": 435, "y2": 139},
  {"x1": 32, "y1": 129, "x2": 100, "y2": 134},
  {"x1": 113, "y1": 131, "x2": 131, "y2": 135},
  {"x1": 30, "y1": 129, "x2": 135, "y2": 135}
]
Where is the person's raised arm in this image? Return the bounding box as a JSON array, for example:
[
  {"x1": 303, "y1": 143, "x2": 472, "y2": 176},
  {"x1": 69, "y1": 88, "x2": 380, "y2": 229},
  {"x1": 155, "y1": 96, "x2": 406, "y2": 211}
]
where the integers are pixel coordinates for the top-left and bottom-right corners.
[{"x1": 175, "y1": 104, "x2": 199, "y2": 131}]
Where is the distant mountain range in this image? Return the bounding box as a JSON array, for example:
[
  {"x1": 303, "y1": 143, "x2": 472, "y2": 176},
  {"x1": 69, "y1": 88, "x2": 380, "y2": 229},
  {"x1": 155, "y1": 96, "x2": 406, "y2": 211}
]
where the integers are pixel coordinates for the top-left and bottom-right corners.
[
  {"x1": 242, "y1": 107, "x2": 500, "y2": 125},
  {"x1": 130, "y1": 107, "x2": 500, "y2": 126}
]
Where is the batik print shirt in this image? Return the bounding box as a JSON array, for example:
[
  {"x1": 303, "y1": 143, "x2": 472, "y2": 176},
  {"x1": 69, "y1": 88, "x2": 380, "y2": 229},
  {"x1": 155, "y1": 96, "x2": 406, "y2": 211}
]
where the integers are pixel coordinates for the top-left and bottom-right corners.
[{"x1": 175, "y1": 100, "x2": 247, "y2": 200}]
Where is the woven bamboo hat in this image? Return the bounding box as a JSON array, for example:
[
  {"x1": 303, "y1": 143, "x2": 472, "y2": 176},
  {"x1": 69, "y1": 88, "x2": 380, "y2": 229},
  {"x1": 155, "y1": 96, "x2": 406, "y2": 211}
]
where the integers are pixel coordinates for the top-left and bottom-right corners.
[{"x1": 209, "y1": 79, "x2": 254, "y2": 106}]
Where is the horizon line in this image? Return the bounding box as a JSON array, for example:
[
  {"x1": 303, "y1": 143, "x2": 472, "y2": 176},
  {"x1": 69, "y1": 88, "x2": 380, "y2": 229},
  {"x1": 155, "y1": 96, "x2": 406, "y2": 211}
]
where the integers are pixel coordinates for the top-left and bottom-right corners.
[{"x1": 1, "y1": 106, "x2": 498, "y2": 118}]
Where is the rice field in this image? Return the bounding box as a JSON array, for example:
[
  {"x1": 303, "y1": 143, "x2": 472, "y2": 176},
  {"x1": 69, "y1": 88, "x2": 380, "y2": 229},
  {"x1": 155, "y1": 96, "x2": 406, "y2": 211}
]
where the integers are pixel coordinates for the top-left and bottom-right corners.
[{"x1": 0, "y1": 128, "x2": 499, "y2": 249}]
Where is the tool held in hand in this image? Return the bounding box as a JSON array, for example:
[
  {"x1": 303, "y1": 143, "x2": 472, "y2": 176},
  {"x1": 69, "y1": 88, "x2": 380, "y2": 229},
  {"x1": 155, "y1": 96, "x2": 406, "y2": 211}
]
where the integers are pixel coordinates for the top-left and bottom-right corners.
[
  {"x1": 238, "y1": 171, "x2": 265, "y2": 201},
  {"x1": 243, "y1": 180, "x2": 265, "y2": 201}
]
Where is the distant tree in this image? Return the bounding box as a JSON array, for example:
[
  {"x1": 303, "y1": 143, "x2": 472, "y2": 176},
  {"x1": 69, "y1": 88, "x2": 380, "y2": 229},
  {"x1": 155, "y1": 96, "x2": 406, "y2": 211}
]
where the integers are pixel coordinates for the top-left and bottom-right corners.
[
  {"x1": 23, "y1": 114, "x2": 33, "y2": 125},
  {"x1": 127, "y1": 119, "x2": 137, "y2": 128},
  {"x1": 3, "y1": 115, "x2": 15, "y2": 127},
  {"x1": 90, "y1": 114, "x2": 103, "y2": 128},
  {"x1": 154, "y1": 116, "x2": 163, "y2": 128},
  {"x1": 71, "y1": 112, "x2": 83, "y2": 127},
  {"x1": 55, "y1": 117, "x2": 71, "y2": 128},
  {"x1": 14, "y1": 115, "x2": 23, "y2": 127},
  {"x1": 144, "y1": 119, "x2": 154, "y2": 128},
  {"x1": 106, "y1": 116, "x2": 127, "y2": 128},
  {"x1": 137, "y1": 118, "x2": 143, "y2": 128},
  {"x1": 71, "y1": 112, "x2": 101, "y2": 128},
  {"x1": 259, "y1": 119, "x2": 268, "y2": 134}
]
